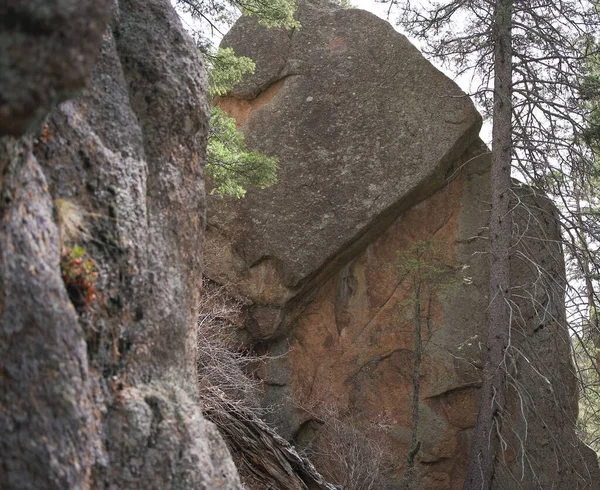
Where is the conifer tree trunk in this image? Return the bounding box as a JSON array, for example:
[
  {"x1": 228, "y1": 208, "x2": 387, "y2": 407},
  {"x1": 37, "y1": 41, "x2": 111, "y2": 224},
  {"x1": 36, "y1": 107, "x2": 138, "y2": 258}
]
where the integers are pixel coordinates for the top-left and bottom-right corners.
[{"x1": 463, "y1": 0, "x2": 513, "y2": 488}]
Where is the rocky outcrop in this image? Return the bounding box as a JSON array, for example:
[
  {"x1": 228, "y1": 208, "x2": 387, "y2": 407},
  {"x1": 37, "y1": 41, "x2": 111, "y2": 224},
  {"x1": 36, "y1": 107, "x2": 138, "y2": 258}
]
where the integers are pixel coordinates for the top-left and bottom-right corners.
[
  {"x1": 207, "y1": 0, "x2": 481, "y2": 340},
  {"x1": 260, "y1": 146, "x2": 599, "y2": 489},
  {"x1": 208, "y1": 2, "x2": 600, "y2": 488},
  {"x1": 1, "y1": 1, "x2": 240, "y2": 489},
  {"x1": 3, "y1": 0, "x2": 598, "y2": 488}
]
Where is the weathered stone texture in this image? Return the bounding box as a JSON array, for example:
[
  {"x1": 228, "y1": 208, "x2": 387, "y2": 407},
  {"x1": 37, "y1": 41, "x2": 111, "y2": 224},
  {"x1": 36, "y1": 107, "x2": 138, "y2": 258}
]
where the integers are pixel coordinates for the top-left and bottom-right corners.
[
  {"x1": 209, "y1": 0, "x2": 482, "y2": 322},
  {"x1": 259, "y1": 147, "x2": 600, "y2": 489},
  {"x1": 206, "y1": 3, "x2": 600, "y2": 488},
  {"x1": 1, "y1": 1, "x2": 240, "y2": 489},
  {"x1": 0, "y1": 137, "x2": 95, "y2": 490},
  {"x1": 0, "y1": 0, "x2": 112, "y2": 136}
]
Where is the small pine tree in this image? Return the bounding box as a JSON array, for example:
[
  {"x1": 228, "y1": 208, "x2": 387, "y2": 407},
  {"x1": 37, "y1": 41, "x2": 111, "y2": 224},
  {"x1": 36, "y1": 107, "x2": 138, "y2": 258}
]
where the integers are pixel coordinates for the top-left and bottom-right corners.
[
  {"x1": 207, "y1": 105, "x2": 278, "y2": 198},
  {"x1": 174, "y1": 0, "x2": 295, "y2": 198},
  {"x1": 203, "y1": 47, "x2": 278, "y2": 197}
]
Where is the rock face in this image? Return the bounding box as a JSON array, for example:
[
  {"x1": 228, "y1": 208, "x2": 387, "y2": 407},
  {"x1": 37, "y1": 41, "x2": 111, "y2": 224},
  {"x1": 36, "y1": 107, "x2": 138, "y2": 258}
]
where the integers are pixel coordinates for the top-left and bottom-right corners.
[
  {"x1": 208, "y1": 2, "x2": 600, "y2": 488},
  {"x1": 263, "y1": 148, "x2": 599, "y2": 489},
  {"x1": 0, "y1": 0, "x2": 112, "y2": 136},
  {"x1": 207, "y1": 0, "x2": 481, "y2": 339},
  {"x1": 0, "y1": 1, "x2": 240, "y2": 489}
]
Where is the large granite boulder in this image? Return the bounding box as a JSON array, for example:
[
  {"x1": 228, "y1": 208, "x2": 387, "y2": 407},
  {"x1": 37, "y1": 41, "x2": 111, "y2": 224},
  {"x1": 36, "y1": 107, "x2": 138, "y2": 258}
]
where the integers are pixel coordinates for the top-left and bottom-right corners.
[
  {"x1": 206, "y1": 2, "x2": 600, "y2": 488},
  {"x1": 0, "y1": 1, "x2": 241, "y2": 488},
  {"x1": 207, "y1": 0, "x2": 482, "y2": 339}
]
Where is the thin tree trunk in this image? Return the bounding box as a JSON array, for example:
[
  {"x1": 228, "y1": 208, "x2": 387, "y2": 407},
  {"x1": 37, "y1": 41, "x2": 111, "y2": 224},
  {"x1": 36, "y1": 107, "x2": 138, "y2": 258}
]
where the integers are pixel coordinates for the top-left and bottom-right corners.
[
  {"x1": 402, "y1": 281, "x2": 423, "y2": 489},
  {"x1": 463, "y1": 0, "x2": 513, "y2": 488}
]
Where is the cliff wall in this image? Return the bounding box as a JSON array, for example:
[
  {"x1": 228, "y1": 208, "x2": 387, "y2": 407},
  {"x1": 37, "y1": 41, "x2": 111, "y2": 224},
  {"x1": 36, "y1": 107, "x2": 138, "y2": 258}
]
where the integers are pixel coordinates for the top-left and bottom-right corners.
[
  {"x1": 0, "y1": 1, "x2": 240, "y2": 488},
  {"x1": 208, "y1": 1, "x2": 600, "y2": 487},
  {"x1": 1, "y1": 1, "x2": 598, "y2": 488}
]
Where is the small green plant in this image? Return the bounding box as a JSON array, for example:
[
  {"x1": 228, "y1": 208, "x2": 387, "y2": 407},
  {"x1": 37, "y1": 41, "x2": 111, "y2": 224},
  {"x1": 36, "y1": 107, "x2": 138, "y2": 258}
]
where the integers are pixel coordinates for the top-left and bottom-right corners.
[
  {"x1": 176, "y1": 0, "x2": 299, "y2": 38},
  {"x1": 60, "y1": 245, "x2": 98, "y2": 308},
  {"x1": 207, "y1": 47, "x2": 256, "y2": 98},
  {"x1": 333, "y1": 0, "x2": 355, "y2": 8},
  {"x1": 396, "y1": 240, "x2": 452, "y2": 286}
]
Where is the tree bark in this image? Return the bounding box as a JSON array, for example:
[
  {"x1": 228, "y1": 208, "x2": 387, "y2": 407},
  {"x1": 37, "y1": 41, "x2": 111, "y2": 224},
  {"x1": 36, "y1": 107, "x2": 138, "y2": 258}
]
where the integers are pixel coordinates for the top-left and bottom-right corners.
[
  {"x1": 402, "y1": 281, "x2": 423, "y2": 489},
  {"x1": 463, "y1": 0, "x2": 514, "y2": 488}
]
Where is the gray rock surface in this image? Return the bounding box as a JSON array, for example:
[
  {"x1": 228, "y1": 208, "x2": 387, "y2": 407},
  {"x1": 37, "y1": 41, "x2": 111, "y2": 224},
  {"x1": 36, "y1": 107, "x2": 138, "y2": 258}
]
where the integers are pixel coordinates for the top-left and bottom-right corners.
[
  {"x1": 0, "y1": 137, "x2": 96, "y2": 490},
  {"x1": 497, "y1": 183, "x2": 600, "y2": 489},
  {"x1": 208, "y1": 0, "x2": 481, "y2": 306},
  {"x1": 0, "y1": 1, "x2": 241, "y2": 488},
  {"x1": 0, "y1": 0, "x2": 112, "y2": 136}
]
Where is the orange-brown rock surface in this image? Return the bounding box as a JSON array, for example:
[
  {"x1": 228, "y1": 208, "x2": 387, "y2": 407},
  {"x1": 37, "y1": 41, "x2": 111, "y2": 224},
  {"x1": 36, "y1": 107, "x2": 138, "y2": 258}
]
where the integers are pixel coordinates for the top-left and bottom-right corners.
[
  {"x1": 206, "y1": 1, "x2": 600, "y2": 488},
  {"x1": 256, "y1": 144, "x2": 592, "y2": 489}
]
